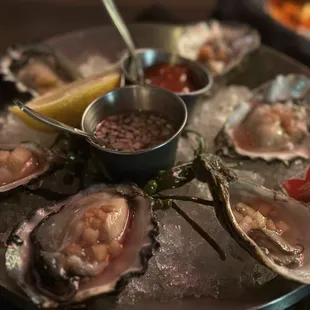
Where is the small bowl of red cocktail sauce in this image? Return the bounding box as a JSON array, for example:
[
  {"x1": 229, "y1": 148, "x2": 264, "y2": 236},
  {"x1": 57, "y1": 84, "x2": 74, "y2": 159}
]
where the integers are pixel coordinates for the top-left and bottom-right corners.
[{"x1": 120, "y1": 48, "x2": 213, "y2": 116}]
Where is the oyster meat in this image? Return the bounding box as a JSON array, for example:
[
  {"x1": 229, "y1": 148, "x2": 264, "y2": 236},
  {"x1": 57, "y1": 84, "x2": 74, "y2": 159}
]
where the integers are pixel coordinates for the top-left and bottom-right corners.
[
  {"x1": 177, "y1": 21, "x2": 260, "y2": 76},
  {"x1": 228, "y1": 184, "x2": 304, "y2": 269},
  {"x1": 0, "y1": 45, "x2": 80, "y2": 97},
  {"x1": 5, "y1": 184, "x2": 158, "y2": 308},
  {"x1": 0, "y1": 142, "x2": 57, "y2": 192},
  {"x1": 216, "y1": 74, "x2": 310, "y2": 161},
  {"x1": 194, "y1": 154, "x2": 310, "y2": 284}
]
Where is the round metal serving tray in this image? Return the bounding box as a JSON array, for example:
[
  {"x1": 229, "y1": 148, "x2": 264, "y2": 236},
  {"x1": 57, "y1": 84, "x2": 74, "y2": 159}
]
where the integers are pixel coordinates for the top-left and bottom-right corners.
[{"x1": 1, "y1": 23, "x2": 310, "y2": 310}]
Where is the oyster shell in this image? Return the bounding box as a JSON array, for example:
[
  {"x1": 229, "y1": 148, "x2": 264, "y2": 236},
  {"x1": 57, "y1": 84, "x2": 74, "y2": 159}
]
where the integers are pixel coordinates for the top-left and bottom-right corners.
[
  {"x1": 0, "y1": 44, "x2": 81, "y2": 97},
  {"x1": 0, "y1": 142, "x2": 57, "y2": 192},
  {"x1": 215, "y1": 74, "x2": 310, "y2": 162},
  {"x1": 281, "y1": 166, "x2": 310, "y2": 203},
  {"x1": 193, "y1": 154, "x2": 310, "y2": 284},
  {"x1": 177, "y1": 21, "x2": 261, "y2": 76},
  {"x1": 5, "y1": 184, "x2": 158, "y2": 308}
]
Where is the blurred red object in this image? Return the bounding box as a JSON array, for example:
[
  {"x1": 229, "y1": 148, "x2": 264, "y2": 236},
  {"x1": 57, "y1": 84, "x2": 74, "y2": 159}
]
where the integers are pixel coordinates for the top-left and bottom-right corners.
[{"x1": 282, "y1": 166, "x2": 310, "y2": 203}]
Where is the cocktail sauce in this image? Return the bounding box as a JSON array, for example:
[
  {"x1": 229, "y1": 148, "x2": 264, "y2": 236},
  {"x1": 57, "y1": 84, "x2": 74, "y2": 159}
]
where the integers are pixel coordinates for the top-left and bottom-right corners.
[{"x1": 144, "y1": 63, "x2": 197, "y2": 93}]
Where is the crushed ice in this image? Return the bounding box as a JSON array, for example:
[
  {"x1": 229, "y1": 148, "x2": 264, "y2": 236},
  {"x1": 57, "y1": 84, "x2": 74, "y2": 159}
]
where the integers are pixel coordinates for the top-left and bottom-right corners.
[
  {"x1": 79, "y1": 55, "x2": 113, "y2": 78},
  {"x1": 119, "y1": 87, "x2": 275, "y2": 305},
  {"x1": 0, "y1": 113, "x2": 58, "y2": 148},
  {"x1": 119, "y1": 199, "x2": 275, "y2": 304}
]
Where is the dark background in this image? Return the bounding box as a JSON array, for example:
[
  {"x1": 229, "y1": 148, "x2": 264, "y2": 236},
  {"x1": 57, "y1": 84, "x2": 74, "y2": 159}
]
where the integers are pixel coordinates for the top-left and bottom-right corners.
[
  {"x1": 0, "y1": 0, "x2": 217, "y2": 52},
  {"x1": 1, "y1": 0, "x2": 309, "y2": 66}
]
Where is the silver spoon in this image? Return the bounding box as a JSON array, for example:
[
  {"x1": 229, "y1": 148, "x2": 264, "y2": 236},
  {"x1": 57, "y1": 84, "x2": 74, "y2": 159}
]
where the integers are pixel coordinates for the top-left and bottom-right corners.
[
  {"x1": 102, "y1": 0, "x2": 144, "y2": 84},
  {"x1": 14, "y1": 100, "x2": 98, "y2": 142}
]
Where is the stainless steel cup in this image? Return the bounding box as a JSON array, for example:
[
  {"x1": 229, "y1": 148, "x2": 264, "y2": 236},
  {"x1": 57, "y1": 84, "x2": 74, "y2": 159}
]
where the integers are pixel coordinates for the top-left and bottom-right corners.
[
  {"x1": 120, "y1": 48, "x2": 213, "y2": 117},
  {"x1": 81, "y1": 85, "x2": 187, "y2": 185}
]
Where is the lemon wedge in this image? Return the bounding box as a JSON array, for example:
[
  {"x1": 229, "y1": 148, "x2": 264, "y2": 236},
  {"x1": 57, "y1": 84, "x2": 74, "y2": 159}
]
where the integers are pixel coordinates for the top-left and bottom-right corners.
[{"x1": 9, "y1": 70, "x2": 121, "y2": 132}]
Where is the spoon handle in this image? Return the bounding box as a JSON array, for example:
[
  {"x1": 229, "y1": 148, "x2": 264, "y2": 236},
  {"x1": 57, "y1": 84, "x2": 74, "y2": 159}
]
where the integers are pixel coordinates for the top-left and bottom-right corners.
[
  {"x1": 102, "y1": 0, "x2": 144, "y2": 83},
  {"x1": 14, "y1": 100, "x2": 93, "y2": 139}
]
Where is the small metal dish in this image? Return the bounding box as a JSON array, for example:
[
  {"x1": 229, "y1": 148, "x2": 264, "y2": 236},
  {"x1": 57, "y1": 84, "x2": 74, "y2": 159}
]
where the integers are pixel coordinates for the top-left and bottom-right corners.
[
  {"x1": 81, "y1": 85, "x2": 187, "y2": 185},
  {"x1": 120, "y1": 48, "x2": 213, "y2": 116}
]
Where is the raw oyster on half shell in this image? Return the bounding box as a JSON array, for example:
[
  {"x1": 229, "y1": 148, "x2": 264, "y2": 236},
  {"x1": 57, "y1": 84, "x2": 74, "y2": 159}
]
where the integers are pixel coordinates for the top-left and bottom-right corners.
[
  {"x1": 177, "y1": 21, "x2": 260, "y2": 76},
  {"x1": 0, "y1": 44, "x2": 80, "y2": 97},
  {"x1": 0, "y1": 142, "x2": 58, "y2": 192},
  {"x1": 215, "y1": 74, "x2": 310, "y2": 162},
  {"x1": 5, "y1": 184, "x2": 158, "y2": 308},
  {"x1": 193, "y1": 154, "x2": 310, "y2": 284}
]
